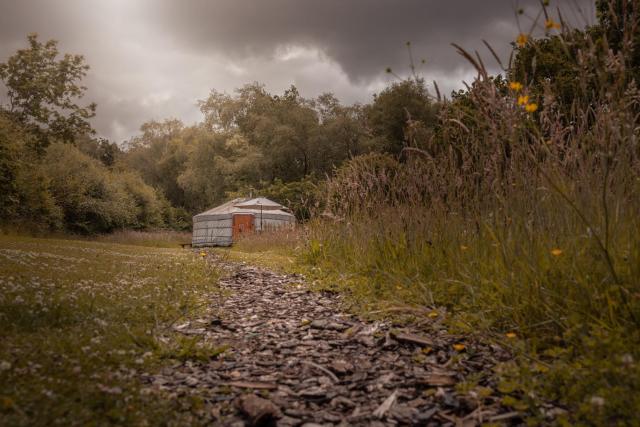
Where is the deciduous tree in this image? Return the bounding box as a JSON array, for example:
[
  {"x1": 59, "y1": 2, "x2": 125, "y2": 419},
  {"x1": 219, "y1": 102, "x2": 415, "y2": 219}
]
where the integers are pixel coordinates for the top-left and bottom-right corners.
[{"x1": 0, "y1": 34, "x2": 96, "y2": 150}]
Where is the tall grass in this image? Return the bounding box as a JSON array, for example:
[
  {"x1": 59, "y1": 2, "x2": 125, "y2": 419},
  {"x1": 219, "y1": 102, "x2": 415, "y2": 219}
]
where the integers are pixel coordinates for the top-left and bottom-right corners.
[
  {"x1": 234, "y1": 226, "x2": 304, "y2": 254},
  {"x1": 303, "y1": 2, "x2": 640, "y2": 422}
]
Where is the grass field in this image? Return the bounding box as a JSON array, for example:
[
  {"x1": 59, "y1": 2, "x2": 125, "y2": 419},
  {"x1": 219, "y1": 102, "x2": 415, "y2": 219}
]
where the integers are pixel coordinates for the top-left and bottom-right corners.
[{"x1": 0, "y1": 235, "x2": 220, "y2": 426}]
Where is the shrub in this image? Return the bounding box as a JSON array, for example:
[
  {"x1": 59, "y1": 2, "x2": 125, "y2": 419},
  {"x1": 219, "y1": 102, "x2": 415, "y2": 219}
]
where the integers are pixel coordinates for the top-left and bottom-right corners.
[
  {"x1": 0, "y1": 115, "x2": 63, "y2": 230},
  {"x1": 42, "y1": 143, "x2": 170, "y2": 233}
]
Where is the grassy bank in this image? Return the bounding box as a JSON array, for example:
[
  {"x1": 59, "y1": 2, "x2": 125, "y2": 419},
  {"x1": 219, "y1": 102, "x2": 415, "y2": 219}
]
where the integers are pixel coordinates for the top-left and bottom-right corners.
[
  {"x1": 0, "y1": 235, "x2": 220, "y2": 426},
  {"x1": 300, "y1": 209, "x2": 639, "y2": 421},
  {"x1": 231, "y1": 204, "x2": 639, "y2": 424}
]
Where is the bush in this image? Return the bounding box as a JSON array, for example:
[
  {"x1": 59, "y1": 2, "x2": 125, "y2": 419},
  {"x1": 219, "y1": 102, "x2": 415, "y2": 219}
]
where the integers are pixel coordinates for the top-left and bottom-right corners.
[
  {"x1": 45, "y1": 143, "x2": 178, "y2": 233},
  {"x1": 117, "y1": 171, "x2": 166, "y2": 229},
  {"x1": 43, "y1": 143, "x2": 137, "y2": 233},
  {"x1": 0, "y1": 115, "x2": 63, "y2": 231}
]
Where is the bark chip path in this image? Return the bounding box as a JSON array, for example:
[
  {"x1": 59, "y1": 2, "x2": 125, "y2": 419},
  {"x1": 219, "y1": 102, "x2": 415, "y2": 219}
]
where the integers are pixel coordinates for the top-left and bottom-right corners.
[{"x1": 144, "y1": 260, "x2": 518, "y2": 426}]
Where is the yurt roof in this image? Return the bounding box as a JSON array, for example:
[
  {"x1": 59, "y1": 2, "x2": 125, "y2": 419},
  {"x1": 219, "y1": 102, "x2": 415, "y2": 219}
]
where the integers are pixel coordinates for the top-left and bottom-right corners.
[
  {"x1": 235, "y1": 197, "x2": 283, "y2": 210},
  {"x1": 194, "y1": 197, "x2": 293, "y2": 218}
]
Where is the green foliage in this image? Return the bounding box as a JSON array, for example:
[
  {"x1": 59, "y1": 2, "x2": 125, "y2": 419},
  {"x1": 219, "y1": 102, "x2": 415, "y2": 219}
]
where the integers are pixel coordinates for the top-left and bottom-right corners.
[
  {"x1": 0, "y1": 114, "x2": 62, "y2": 230},
  {"x1": 117, "y1": 171, "x2": 166, "y2": 229},
  {"x1": 0, "y1": 36, "x2": 175, "y2": 234},
  {"x1": 124, "y1": 84, "x2": 377, "y2": 218},
  {"x1": 511, "y1": 30, "x2": 611, "y2": 122},
  {"x1": 0, "y1": 114, "x2": 24, "y2": 219},
  {"x1": 0, "y1": 119, "x2": 172, "y2": 233},
  {"x1": 77, "y1": 136, "x2": 123, "y2": 167},
  {"x1": 44, "y1": 143, "x2": 136, "y2": 232},
  {"x1": 366, "y1": 78, "x2": 439, "y2": 156},
  {"x1": 0, "y1": 34, "x2": 96, "y2": 150},
  {"x1": 43, "y1": 143, "x2": 170, "y2": 233},
  {"x1": 177, "y1": 129, "x2": 239, "y2": 213},
  {"x1": 124, "y1": 118, "x2": 188, "y2": 209}
]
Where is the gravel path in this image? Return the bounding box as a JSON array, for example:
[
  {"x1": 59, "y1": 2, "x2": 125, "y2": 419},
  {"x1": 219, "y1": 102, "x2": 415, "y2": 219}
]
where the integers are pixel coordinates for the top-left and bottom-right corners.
[{"x1": 144, "y1": 259, "x2": 519, "y2": 426}]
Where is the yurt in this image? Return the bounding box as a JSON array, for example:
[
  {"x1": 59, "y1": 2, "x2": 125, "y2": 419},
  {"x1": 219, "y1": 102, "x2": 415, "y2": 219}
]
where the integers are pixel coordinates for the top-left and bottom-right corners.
[{"x1": 191, "y1": 197, "x2": 295, "y2": 247}]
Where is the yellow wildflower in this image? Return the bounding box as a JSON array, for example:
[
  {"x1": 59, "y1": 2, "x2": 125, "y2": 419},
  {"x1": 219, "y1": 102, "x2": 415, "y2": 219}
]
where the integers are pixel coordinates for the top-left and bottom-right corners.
[
  {"x1": 551, "y1": 248, "x2": 563, "y2": 256},
  {"x1": 509, "y1": 81, "x2": 523, "y2": 91},
  {"x1": 545, "y1": 19, "x2": 561, "y2": 30},
  {"x1": 516, "y1": 33, "x2": 529, "y2": 47},
  {"x1": 506, "y1": 332, "x2": 517, "y2": 339},
  {"x1": 517, "y1": 95, "x2": 529, "y2": 106},
  {"x1": 199, "y1": 251, "x2": 207, "y2": 257},
  {"x1": 525, "y1": 103, "x2": 538, "y2": 113},
  {"x1": 453, "y1": 343, "x2": 466, "y2": 352}
]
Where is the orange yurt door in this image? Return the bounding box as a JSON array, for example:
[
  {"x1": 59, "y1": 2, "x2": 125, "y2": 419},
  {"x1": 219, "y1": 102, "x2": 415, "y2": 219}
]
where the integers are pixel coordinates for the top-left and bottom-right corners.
[{"x1": 232, "y1": 214, "x2": 254, "y2": 240}]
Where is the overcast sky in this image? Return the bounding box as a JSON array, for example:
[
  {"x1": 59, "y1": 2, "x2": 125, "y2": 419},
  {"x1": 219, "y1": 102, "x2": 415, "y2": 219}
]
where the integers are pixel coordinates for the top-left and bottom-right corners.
[{"x1": 0, "y1": 0, "x2": 595, "y2": 143}]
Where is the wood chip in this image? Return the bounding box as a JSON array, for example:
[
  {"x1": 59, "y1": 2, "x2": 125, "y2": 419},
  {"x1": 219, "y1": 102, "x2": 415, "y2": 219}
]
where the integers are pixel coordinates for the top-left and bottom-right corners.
[
  {"x1": 225, "y1": 381, "x2": 278, "y2": 390},
  {"x1": 373, "y1": 389, "x2": 398, "y2": 418},
  {"x1": 489, "y1": 411, "x2": 521, "y2": 422},
  {"x1": 237, "y1": 394, "x2": 281, "y2": 426},
  {"x1": 301, "y1": 361, "x2": 339, "y2": 383},
  {"x1": 418, "y1": 373, "x2": 457, "y2": 386},
  {"x1": 390, "y1": 331, "x2": 435, "y2": 347}
]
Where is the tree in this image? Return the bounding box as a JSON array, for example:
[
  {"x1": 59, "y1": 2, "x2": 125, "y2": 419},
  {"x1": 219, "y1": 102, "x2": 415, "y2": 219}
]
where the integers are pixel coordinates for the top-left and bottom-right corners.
[
  {"x1": 0, "y1": 33, "x2": 96, "y2": 150},
  {"x1": 366, "y1": 78, "x2": 439, "y2": 156},
  {"x1": 124, "y1": 119, "x2": 189, "y2": 208},
  {"x1": 76, "y1": 136, "x2": 122, "y2": 168},
  {"x1": 199, "y1": 84, "x2": 320, "y2": 182},
  {"x1": 176, "y1": 129, "x2": 232, "y2": 212},
  {"x1": 0, "y1": 112, "x2": 63, "y2": 228},
  {"x1": 312, "y1": 95, "x2": 372, "y2": 172},
  {"x1": 0, "y1": 113, "x2": 26, "y2": 219}
]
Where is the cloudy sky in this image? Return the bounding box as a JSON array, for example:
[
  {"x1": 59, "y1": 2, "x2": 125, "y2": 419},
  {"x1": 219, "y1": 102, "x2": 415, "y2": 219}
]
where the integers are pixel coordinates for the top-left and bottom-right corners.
[{"x1": 0, "y1": 0, "x2": 595, "y2": 143}]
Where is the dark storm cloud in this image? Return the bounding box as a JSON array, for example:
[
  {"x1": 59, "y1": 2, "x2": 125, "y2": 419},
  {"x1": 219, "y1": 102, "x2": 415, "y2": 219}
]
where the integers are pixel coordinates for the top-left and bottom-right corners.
[
  {"x1": 148, "y1": 0, "x2": 595, "y2": 80},
  {"x1": 0, "y1": 0, "x2": 595, "y2": 142}
]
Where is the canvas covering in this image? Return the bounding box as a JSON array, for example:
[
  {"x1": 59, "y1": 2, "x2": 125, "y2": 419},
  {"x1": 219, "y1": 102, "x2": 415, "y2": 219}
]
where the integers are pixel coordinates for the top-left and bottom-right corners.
[{"x1": 192, "y1": 197, "x2": 295, "y2": 247}]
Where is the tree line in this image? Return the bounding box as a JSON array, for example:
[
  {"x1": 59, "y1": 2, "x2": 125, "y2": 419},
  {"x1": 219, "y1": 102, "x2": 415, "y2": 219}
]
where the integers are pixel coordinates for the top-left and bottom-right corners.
[{"x1": 0, "y1": 32, "x2": 437, "y2": 233}]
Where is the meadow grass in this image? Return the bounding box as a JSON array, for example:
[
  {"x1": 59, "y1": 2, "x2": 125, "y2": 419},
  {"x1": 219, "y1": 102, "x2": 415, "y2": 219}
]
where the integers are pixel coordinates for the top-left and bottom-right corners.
[
  {"x1": 0, "y1": 235, "x2": 220, "y2": 426},
  {"x1": 230, "y1": 198, "x2": 639, "y2": 424},
  {"x1": 92, "y1": 230, "x2": 192, "y2": 248},
  {"x1": 215, "y1": 227, "x2": 304, "y2": 271}
]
